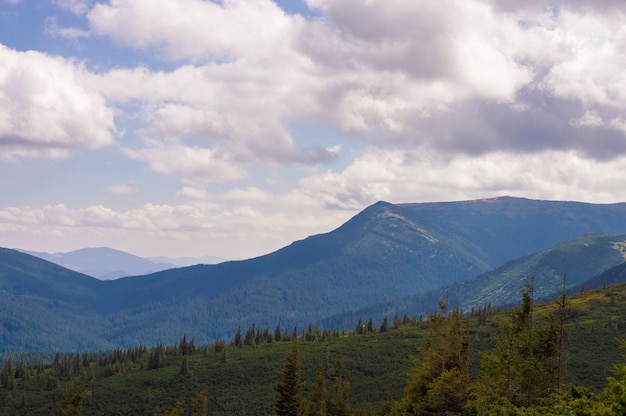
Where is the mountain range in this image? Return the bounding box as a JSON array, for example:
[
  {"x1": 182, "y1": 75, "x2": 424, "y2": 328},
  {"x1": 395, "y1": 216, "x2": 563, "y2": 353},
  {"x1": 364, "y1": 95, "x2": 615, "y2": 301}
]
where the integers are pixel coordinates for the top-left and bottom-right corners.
[
  {"x1": 18, "y1": 247, "x2": 228, "y2": 280},
  {"x1": 4, "y1": 196, "x2": 626, "y2": 354}
]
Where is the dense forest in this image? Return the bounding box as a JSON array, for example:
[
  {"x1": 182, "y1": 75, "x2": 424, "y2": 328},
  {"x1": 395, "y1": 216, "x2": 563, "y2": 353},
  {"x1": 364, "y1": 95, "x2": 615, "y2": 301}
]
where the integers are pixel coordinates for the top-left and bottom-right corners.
[{"x1": 1, "y1": 281, "x2": 625, "y2": 415}]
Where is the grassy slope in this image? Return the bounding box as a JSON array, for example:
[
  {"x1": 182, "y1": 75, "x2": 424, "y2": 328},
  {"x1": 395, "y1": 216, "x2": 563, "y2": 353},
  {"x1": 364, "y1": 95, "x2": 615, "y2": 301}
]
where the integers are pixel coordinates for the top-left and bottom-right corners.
[{"x1": 1, "y1": 282, "x2": 625, "y2": 416}]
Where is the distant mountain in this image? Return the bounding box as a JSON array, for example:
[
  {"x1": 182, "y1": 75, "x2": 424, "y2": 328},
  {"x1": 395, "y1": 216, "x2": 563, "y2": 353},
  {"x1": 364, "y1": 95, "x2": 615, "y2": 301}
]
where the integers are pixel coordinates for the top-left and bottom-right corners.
[
  {"x1": 20, "y1": 247, "x2": 229, "y2": 279},
  {"x1": 6, "y1": 196, "x2": 626, "y2": 353},
  {"x1": 147, "y1": 255, "x2": 228, "y2": 267},
  {"x1": 19, "y1": 247, "x2": 174, "y2": 279}
]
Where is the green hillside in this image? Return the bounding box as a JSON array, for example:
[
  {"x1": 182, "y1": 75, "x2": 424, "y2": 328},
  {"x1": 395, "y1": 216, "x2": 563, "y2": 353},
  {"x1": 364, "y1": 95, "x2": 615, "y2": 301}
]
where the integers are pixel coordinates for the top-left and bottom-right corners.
[
  {"x1": 319, "y1": 233, "x2": 626, "y2": 328},
  {"x1": 1, "y1": 282, "x2": 625, "y2": 415},
  {"x1": 0, "y1": 248, "x2": 117, "y2": 353}
]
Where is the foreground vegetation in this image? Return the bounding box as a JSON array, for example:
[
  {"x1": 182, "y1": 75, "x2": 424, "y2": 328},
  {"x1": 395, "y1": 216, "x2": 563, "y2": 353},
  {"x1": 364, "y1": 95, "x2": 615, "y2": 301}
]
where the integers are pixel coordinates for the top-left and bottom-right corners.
[{"x1": 1, "y1": 281, "x2": 626, "y2": 415}]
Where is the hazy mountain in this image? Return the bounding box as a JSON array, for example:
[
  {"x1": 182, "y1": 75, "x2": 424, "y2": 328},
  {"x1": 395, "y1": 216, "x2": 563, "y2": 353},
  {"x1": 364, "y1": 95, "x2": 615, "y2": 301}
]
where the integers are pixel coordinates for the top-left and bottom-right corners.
[
  {"x1": 5, "y1": 196, "x2": 626, "y2": 353},
  {"x1": 147, "y1": 255, "x2": 229, "y2": 267},
  {"x1": 20, "y1": 247, "x2": 229, "y2": 279}
]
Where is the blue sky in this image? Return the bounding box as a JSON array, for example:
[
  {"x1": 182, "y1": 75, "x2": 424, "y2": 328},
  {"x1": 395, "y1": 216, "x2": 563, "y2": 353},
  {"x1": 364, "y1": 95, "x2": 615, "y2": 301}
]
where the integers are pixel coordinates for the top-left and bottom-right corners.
[{"x1": 1, "y1": 0, "x2": 626, "y2": 259}]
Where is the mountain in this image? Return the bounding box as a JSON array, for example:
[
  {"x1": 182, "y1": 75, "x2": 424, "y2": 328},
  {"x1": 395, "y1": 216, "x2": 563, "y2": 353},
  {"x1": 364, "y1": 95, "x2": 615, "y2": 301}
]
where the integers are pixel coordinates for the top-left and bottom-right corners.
[
  {"x1": 0, "y1": 248, "x2": 119, "y2": 352},
  {"x1": 20, "y1": 247, "x2": 229, "y2": 279},
  {"x1": 320, "y1": 233, "x2": 626, "y2": 327},
  {"x1": 19, "y1": 247, "x2": 179, "y2": 279},
  {"x1": 147, "y1": 255, "x2": 228, "y2": 267},
  {"x1": 6, "y1": 196, "x2": 626, "y2": 353}
]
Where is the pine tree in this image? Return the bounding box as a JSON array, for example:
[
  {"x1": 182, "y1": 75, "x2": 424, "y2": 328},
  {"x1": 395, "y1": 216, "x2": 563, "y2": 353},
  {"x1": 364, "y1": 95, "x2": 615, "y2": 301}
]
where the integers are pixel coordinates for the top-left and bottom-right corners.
[
  {"x1": 327, "y1": 355, "x2": 351, "y2": 416},
  {"x1": 179, "y1": 356, "x2": 190, "y2": 376},
  {"x1": 473, "y1": 278, "x2": 570, "y2": 411},
  {"x1": 303, "y1": 359, "x2": 328, "y2": 416},
  {"x1": 275, "y1": 338, "x2": 304, "y2": 416},
  {"x1": 400, "y1": 299, "x2": 469, "y2": 415},
  {"x1": 392, "y1": 313, "x2": 402, "y2": 330},
  {"x1": 380, "y1": 316, "x2": 389, "y2": 333},
  {"x1": 233, "y1": 326, "x2": 243, "y2": 348},
  {"x1": 191, "y1": 391, "x2": 209, "y2": 416},
  {"x1": 275, "y1": 323, "x2": 283, "y2": 342}
]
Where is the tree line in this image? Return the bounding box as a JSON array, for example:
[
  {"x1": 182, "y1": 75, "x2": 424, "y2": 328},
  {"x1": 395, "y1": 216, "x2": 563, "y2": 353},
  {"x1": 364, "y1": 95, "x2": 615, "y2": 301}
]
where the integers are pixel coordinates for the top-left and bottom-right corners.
[{"x1": 274, "y1": 280, "x2": 626, "y2": 415}]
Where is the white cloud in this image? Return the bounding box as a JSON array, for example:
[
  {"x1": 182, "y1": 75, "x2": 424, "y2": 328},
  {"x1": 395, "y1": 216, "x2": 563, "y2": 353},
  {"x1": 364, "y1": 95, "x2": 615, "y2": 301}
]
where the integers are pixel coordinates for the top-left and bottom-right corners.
[
  {"x1": 52, "y1": 0, "x2": 94, "y2": 15},
  {"x1": 296, "y1": 148, "x2": 626, "y2": 208},
  {"x1": 0, "y1": 44, "x2": 115, "y2": 160},
  {"x1": 4, "y1": 145, "x2": 626, "y2": 259},
  {"x1": 124, "y1": 139, "x2": 245, "y2": 183},
  {"x1": 87, "y1": 0, "x2": 301, "y2": 63},
  {"x1": 177, "y1": 186, "x2": 207, "y2": 200},
  {"x1": 45, "y1": 16, "x2": 90, "y2": 39}
]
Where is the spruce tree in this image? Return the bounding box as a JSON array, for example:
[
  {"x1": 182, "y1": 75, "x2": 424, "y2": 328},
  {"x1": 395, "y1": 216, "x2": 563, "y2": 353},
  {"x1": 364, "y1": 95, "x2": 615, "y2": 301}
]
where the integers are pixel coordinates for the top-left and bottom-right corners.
[
  {"x1": 400, "y1": 299, "x2": 469, "y2": 415},
  {"x1": 276, "y1": 338, "x2": 304, "y2": 416},
  {"x1": 179, "y1": 356, "x2": 190, "y2": 376},
  {"x1": 473, "y1": 278, "x2": 570, "y2": 411},
  {"x1": 191, "y1": 391, "x2": 209, "y2": 416},
  {"x1": 303, "y1": 359, "x2": 328, "y2": 416}
]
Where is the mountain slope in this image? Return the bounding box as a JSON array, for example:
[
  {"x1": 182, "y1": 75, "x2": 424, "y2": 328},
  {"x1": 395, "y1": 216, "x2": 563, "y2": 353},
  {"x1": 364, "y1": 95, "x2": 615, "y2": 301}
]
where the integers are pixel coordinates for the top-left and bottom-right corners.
[
  {"x1": 0, "y1": 248, "x2": 118, "y2": 352},
  {"x1": 99, "y1": 197, "x2": 626, "y2": 346},
  {"x1": 320, "y1": 233, "x2": 626, "y2": 327},
  {"x1": 6, "y1": 196, "x2": 626, "y2": 352}
]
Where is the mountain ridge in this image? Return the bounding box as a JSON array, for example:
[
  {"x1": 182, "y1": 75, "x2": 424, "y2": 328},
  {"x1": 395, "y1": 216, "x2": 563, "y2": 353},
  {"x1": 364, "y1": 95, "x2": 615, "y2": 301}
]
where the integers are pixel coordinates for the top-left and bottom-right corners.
[{"x1": 6, "y1": 196, "x2": 626, "y2": 353}]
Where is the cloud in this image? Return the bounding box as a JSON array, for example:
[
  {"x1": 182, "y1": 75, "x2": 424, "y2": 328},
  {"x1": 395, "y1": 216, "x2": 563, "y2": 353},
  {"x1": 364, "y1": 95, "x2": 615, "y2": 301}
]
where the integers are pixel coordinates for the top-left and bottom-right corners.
[
  {"x1": 45, "y1": 15, "x2": 90, "y2": 39},
  {"x1": 177, "y1": 186, "x2": 207, "y2": 200},
  {"x1": 124, "y1": 139, "x2": 245, "y2": 183},
  {"x1": 0, "y1": 44, "x2": 115, "y2": 160},
  {"x1": 0, "y1": 197, "x2": 351, "y2": 258},
  {"x1": 51, "y1": 0, "x2": 95, "y2": 15},
  {"x1": 87, "y1": 0, "x2": 301, "y2": 62},
  {"x1": 5, "y1": 144, "x2": 626, "y2": 259},
  {"x1": 3, "y1": 0, "x2": 623, "y2": 169},
  {"x1": 296, "y1": 147, "x2": 626, "y2": 209}
]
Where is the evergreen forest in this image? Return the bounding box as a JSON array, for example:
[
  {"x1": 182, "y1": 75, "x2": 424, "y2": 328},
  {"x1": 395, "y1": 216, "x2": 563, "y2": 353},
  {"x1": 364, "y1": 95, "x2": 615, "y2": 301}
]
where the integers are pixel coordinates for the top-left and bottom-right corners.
[{"x1": 1, "y1": 280, "x2": 626, "y2": 415}]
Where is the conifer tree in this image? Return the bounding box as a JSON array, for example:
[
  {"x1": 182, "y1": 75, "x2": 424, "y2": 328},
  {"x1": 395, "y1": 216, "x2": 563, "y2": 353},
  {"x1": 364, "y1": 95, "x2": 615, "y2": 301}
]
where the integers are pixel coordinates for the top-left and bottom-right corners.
[
  {"x1": 400, "y1": 299, "x2": 469, "y2": 415},
  {"x1": 392, "y1": 313, "x2": 402, "y2": 330},
  {"x1": 275, "y1": 323, "x2": 283, "y2": 342},
  {"x1": 473, "y1": 278, "x2": 569, "y2": 411},
  {"x1": 179, "y1": 356, "x2": 190, "y2": 376},
  {"x1": 327, "y1": 355, "x2": 351, "y2": 416},
  {"x1": 276, "y1": 338, "x2": 304, "y2": 416},
  {"x1": 191, "y1": 391, "x2": 209, "y2": 416},
  {"x1": 380, "y1": 316, "x2": 389, "y2": 333},
  {"x1": 303, "y1": 359, "x2": 328, "y2": 416}
]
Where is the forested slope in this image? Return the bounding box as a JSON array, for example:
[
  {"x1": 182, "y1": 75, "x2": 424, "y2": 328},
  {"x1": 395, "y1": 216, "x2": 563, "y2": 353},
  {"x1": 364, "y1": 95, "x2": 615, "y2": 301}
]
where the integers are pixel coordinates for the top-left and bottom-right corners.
[
  {"x1": 5, "y1": 196, "x2": 626, "y2": 353},
  {"x1": 1, "y1": 282, "x2": 625, "y2": 415}
]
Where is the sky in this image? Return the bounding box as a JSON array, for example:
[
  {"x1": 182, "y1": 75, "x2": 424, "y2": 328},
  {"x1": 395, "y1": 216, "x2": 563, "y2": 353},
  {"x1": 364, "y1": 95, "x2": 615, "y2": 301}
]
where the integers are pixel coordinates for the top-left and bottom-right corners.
[{"x1": 1, "y1": 0, "x2": 626, "y2": 260}]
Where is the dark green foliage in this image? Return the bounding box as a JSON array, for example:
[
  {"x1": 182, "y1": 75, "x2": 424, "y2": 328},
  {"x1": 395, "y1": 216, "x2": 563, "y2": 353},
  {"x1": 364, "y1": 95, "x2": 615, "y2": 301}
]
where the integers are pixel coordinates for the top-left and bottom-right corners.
[
  {"x1": 0, "y1": 282, "x2": 626, "y2": 415},
  {"x1": 191, "y1": 391, "x2": 209, "y2": 416},
  {"x1": 400, "y1": 299, "x2": 470, "y2": 415},
  {"x1": 471, "y1": 278, "x2": 569, "y2": 412},
  {"x1": 275, "y1": 338, "x2": 304, "y2": 416}
]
